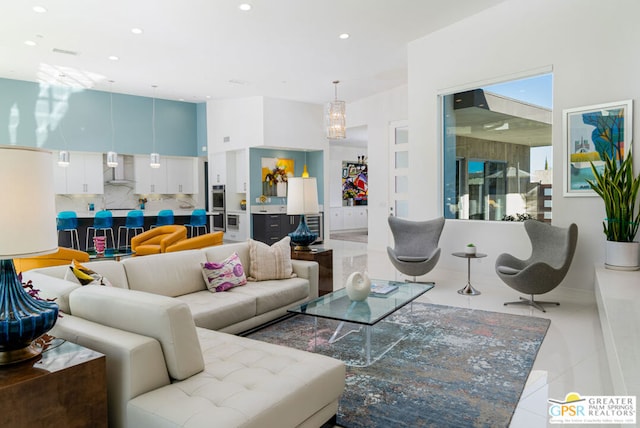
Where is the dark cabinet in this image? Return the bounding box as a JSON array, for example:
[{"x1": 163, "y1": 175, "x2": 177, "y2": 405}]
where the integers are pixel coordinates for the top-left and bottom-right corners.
[{"x1": 252, "y1": 213, "x2": 300, "y2": 244}]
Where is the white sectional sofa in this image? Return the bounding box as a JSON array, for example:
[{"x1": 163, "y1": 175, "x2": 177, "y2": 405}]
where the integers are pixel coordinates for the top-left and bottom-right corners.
[
  {"x1": 25, "y1": 241, "x2": 345, "y2": 428},
  {"x1": 27, "y1": 241, "x2": 319, "y2": 334}
]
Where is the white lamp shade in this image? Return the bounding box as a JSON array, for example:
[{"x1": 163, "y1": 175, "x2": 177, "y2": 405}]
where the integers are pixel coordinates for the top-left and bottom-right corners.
[
  {"x1": 286, "y1": 177, "x2": 319, "y2": 215},
  {"x1": 0, "y1": 146, "x2": 58, "y2": 258}
]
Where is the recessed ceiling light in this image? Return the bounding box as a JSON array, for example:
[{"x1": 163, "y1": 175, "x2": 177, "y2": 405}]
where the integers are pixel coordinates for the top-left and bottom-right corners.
[
  {"x1": 238, "y1": 3, "x2": 252, "y2": 11},
  {"x1": 32, "y1": 6, "x2": 47, "y2": 13},
  {"x1": 108, "y1": 55, "x2": 119, "y2": 61},
  {"x1": 131, "y1": 28, "x2": 144, "y2": 35},
  {"x1": 339, "y1": 33, "x2": 350, "y2": 40},
  {"x1": 24, "y1": 40, "x2": 37, "y2": 47}
]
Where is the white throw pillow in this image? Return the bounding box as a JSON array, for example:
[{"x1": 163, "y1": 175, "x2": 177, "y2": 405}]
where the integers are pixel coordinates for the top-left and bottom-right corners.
[{"x1": 248, "y1": 237, "x2": 296, "y2": 281}]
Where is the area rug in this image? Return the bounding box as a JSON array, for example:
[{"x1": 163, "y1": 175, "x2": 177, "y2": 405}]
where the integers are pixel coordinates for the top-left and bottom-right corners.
[{"x1": 247, "y1": 302, "x2": 550, "y2": 427}]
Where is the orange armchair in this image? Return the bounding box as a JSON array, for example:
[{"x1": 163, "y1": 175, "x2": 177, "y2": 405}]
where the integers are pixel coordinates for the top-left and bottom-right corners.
[
  {"x1": 165, "y1": 231, "x2": 224, "y2": 253},
  {"x1": 13, "y1": 247, "x2": 90, "y2": 273},
  {"x1": 131, "y1": 225, "x2": 187, "y2": 256}
]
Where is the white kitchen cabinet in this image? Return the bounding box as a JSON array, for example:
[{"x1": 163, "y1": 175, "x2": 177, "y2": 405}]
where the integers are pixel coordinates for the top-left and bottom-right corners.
[
  {"x1": 211, "y1": 152, "x2": 226, "y2": 185},
  {"x1": 53, "y1": 151, "x2": 104, "y2": 194},
  {"x1": 329, "y1": 207, "x2": 344, "y2": 231},
  {"x1": 134, "y1": 155, "x2": 168, "y2": 194},
  {"x1": 330, "y1": 206, "x2": 368, "y2": 231},
  {"x1": 234, "y1": 149, "x2": 247, "y2": 193},
  {"x1": 167, "y1": 157, "x2": 197, "y2": 194}
]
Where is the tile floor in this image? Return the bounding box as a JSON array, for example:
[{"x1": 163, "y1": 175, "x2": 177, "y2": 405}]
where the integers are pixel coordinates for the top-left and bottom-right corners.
[{"x1": 321, "y1": 238, "x2": 613, "y2": 428}]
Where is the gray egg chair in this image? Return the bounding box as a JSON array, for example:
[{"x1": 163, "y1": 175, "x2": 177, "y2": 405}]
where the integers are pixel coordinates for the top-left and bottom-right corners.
[
  {"x1": 387, "y1": 216, "x2": 445, "y2": 282},
  {"x1": 496, "y1": 220, "x2": 578, "y2": 312}
]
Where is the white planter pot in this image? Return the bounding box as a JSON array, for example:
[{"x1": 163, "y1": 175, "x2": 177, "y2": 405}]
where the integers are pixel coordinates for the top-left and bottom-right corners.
[
  {"x1": 345, "y1": 271, "x2": 371, "y2": 301},
  {"x1": 465, "y1": 246, "x2": 477, "y2": 255},
  {"x1": 605, "y1": 241, "x2": 640, "y2": 271}
]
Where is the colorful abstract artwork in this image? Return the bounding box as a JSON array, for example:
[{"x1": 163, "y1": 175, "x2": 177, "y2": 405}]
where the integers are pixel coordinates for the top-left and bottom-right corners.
[
  {"x1": 342, "y1": 161, "x2": 368, "y2": 204},
  {"x1": 564, "y1": 100, "x2": 633, "y2": 196}
]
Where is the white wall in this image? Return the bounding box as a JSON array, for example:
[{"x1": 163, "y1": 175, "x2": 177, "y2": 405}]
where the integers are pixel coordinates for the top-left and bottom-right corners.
[
  {"x1": 346, "y1": 85, "x2": 408, "y2": 249},
  {"x1": 207, "y1": 97, "x2": 264, "y2": 151},
  {"x1": 408, "y1": 0, "x2": 640, "y2": 290}
]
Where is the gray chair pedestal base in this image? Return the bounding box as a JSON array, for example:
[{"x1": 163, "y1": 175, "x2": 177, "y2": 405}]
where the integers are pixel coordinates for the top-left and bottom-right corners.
[{"x1": 504, "y1": 295, "x2": 559, "y2": 313}]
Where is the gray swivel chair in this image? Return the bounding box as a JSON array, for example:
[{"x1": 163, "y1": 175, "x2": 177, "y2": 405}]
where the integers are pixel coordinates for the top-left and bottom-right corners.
[
  {"x1": 496, "y1": 220, "x2": 578, "y2": 312},
  {"x1": 387, "y1": 216, "x2": 445, "y2": 282}
]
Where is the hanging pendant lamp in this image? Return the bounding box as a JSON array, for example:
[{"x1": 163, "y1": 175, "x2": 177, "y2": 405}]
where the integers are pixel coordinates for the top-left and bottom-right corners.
[
  {"x1": 325, "y1": 80, "x2": 346, "y2": 139},
  {"x1": 150, "y1": 85, "x2": 160, "y2": 168},
  {"x1": 107, "y1": 80, "x2": 118, "y2": 167}
]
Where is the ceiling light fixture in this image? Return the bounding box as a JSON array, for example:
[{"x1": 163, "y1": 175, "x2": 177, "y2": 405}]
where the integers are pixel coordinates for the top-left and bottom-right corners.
[
  {"x1": 150, "y1": 85, "x2": 161, "y2": 168},
  {"x1": 325, "y1": 80, "x2": 346, "y2": 139},
  {"x1": 58, "y1": 117, "x2": 70, "y2": 167},
  {"x1": 107, "y1": 80, "x2": 118, "y2": 168},
  {"x1": 339, "y1": 33, "x2": 350, "y2": 40},
  {"x1": 131, "y1": 28, "x2": 143, "y2": 35},
  {"x1": 32, "y1": 6, "x2": 47, "y2": 13},
  {"x1": 108, "y1": 55, "x2": 119, "y2": 61},
  {"x1": 238, "y1": 3, "x2": 252, "y2": 11},
  {"x1": 24, "y1": 40, "x2": 37, "y2": 47}
]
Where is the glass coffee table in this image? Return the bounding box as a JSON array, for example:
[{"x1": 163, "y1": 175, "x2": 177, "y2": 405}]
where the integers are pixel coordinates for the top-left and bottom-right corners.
[{"x1": 288, "y1": 279, "x2": 434, "y2": 367}]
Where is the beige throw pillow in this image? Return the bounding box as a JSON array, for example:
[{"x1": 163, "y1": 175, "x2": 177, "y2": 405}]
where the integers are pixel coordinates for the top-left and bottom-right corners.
[{"x1": 248, "y1": 237, "x2": 296, "y2": 281}]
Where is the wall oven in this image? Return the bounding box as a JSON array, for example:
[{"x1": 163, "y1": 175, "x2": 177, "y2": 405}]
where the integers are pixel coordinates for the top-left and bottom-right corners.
[
  {"x1": 211, "y1": 185, "x2": 225, "y2": 211},
  {"x1": 211, "y1": 185, "x2": 225, "y2": 231}
]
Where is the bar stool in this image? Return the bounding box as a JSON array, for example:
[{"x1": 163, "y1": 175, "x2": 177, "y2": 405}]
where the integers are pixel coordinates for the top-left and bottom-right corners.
[
  {"x1": 151, "y1": 209, "x2": 174, "y2": 229},
  {"x1": 185, "y1": 209, "x2": 207, "y2": 237},
  {"x1": 86, "y1": 210, "x2": 116, "y2": 251},
  {"x1": 117, "y1": 210, "x2": 145, "y2": 250},
  {"x1": 57, "y1": 211, "x2": 80, "y2": 250}
]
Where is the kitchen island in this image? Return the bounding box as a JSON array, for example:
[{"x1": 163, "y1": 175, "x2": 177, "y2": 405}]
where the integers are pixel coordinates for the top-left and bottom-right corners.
[{"x1": 58, "y1": 209, "x2": 219, "y2": 250}]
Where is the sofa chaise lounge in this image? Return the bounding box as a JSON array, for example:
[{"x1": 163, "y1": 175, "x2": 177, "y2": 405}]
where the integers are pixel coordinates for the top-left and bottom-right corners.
[{"x1": 25, "y1": 241, "x2": 345, "y2": 427}]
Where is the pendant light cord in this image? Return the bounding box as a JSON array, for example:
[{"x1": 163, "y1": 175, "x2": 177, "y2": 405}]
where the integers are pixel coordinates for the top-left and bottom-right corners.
[{"x1": 110, "y1": 84, "x2": 115, "y2": 151}]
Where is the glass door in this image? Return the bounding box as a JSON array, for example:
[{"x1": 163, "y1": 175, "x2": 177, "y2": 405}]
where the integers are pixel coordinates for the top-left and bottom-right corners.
[{"x1": 389, "y1": 120, "x2": 409, "y2": 219}]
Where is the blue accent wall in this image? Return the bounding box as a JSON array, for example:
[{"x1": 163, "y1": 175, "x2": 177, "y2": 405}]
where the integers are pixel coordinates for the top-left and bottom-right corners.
[
  {"x1": 249, "y1": 147, "x2": 324, "y2": 204},
  {"x1": 0, "y1": 77, "x2": 202, "y2": 156}
]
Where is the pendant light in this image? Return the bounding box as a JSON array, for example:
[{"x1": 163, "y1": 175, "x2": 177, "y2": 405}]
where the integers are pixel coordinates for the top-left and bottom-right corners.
[
  {"x1": 150, "y1": 85, "x2": 160, "y2": 168},
  {"x1": 106, "y1": 80, "x2": 118, "y2": 168},
  {"x1": 57, "y1": 118, "x2": 70, "y2": 167},
  {"x1": 325, "y1": 80, "x2": 346, "y2": 139}
]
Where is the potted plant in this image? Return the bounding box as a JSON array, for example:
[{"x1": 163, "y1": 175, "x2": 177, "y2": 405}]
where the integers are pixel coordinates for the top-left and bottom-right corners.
[
  {"x1": 587, "y1": 150, "x2": 640, "y2": 270},
  {"x1": 343, "y1": 188, "x2": 358, "y2": 206},
  {"x1": 465, "y1": 243, "x2": 477, "y2": 255}
]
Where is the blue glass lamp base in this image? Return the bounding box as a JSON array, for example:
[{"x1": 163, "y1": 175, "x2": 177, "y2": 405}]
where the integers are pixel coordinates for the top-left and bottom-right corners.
[
  {"x1": 0, "y1": 259, "x2": 59, "y2": 365},
  {"x1": 288, "y1": 215, "x2": 318, "y2": 251}
]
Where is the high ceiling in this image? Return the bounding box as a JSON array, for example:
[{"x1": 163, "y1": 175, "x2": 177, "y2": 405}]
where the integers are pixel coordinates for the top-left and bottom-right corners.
[{"x1": 0, "y1": 0, "x2": 505, "y2": 104}]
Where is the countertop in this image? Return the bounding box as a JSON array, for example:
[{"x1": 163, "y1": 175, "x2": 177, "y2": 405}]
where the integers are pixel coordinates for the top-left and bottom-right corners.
[
  {"x1": 250, "y1": 205, "x2": 324, "y2": 214},
  {"x1": 70, "y1": 209, "x2": 213, "y2": 218}
]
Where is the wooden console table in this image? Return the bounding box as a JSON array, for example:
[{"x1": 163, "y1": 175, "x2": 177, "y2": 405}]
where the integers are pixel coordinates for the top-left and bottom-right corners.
[
  {"x1": 291, "y1": 248, "x2": 333, "y2": 296},
  {"x1": 0, "y1": 335, "x2": 107, "y2": 427}
]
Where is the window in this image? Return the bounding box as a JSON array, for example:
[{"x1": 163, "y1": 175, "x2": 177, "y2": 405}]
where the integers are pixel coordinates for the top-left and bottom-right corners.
[{"x1": 442, "y1": 73, "x2": 553, "y2": 221}]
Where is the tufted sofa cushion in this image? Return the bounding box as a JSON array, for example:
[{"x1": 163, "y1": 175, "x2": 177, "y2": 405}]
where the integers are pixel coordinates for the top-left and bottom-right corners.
[
  {"x1": 127, "y1": 327, "x2": 345, "y2": 428},
  {"x1": 69, "y1": 286, "x2": 205, "y2": 381}
]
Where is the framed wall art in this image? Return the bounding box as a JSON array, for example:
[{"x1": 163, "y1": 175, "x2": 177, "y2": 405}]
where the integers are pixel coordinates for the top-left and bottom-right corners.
[{"x1": 563, "y1": 99, "x2": 633, "y2": 196}]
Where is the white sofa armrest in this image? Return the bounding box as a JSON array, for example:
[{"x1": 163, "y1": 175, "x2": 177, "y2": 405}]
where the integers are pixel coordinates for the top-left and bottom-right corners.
[
  {"x1": 291, "y1": 260, "x2": 319, "y2": 299},
  {"x1": 51, "y1": 314, "x2": 170, "y2": 428}
]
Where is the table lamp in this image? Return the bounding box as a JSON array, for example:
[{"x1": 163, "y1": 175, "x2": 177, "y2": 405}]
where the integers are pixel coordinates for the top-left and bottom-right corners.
[
  {"x1": 287, "y1": 177, "x2": 319, "y2": 251},
  {"x1": 0, "y1": 146, "x2": 59, "y2": 365}
]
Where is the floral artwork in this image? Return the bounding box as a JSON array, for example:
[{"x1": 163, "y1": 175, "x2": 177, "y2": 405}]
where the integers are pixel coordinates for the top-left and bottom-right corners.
[
  {"x1": 261, "y1": 158, "x2": 294, "y2": 197},
  {"x1": 563, "y1": 100, "x2": 633, "y2": 196}
]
